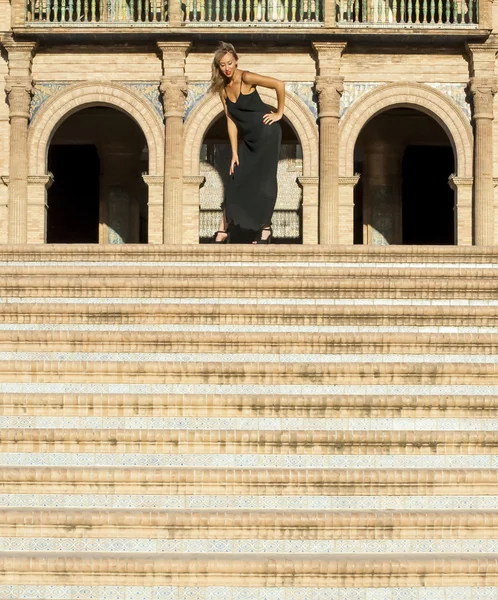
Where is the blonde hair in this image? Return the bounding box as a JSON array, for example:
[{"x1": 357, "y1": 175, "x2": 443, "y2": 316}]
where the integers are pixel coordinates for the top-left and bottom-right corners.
[{"x1": 210, "y1": 42, "x2": 238, "y2": 95}]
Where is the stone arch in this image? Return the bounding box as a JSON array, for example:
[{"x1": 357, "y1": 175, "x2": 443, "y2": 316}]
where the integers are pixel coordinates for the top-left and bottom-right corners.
[
  {"x1": 26, "y1": 82, "x2": 165, "y2": 244},
  {"x1": 28, "y1": 81, "x2": 164, "y2": 176},
  {"x1": 339, "y1": 82, "x2": 473, "y2": 178},
  {"x1": 337, "y1": 82, "x2": 474, "y2": 246},
  {"x1": 184, "y1": 88, "x2": 318, "y2": 177}
]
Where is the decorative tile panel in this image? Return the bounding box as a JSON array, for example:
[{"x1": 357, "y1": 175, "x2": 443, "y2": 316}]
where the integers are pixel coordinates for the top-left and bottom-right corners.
[
  {"x1": 30, "y1": 82, "x2": 73, "y2": 123},
  {"x1": 122, "y1": 83, "x2": 164, "y2": 119},
  {"x1": 340, "y1": 82, "x2": 380, "y2": 118},
  {"x1": 428, "y1": 83, "x2": 471, "y2": 121}
]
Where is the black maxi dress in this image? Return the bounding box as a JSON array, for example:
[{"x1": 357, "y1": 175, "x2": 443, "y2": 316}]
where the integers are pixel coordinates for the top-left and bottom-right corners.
[{"x1": 224, "y1": 80, "x2": 282, "y2": 233}]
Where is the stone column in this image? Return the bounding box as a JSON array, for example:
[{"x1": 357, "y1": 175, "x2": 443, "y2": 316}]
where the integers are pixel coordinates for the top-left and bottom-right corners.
[
  {"x1": 297, "y1": 176, "x2": 319, "y2": 244},
  {"x1": 313, "y1": 42, "x2": 346, "y2": 245},
  {"x1": 158, "y1": 42, "x2": 191, "y2": 244},
  {"x1": 470, "y1": 78, "x2": 497, "y2": 245},
  {"x1": 4, "y1": 42, "x2": 37, "y2": 244}
]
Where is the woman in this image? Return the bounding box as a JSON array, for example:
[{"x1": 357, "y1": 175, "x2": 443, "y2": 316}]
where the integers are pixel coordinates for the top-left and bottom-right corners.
[{"x1": 210, "y1": 42, "x2": 285, "y2": 244}]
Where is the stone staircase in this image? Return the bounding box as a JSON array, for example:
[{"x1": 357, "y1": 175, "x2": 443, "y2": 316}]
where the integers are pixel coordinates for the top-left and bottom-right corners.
[{"x1": 0, "y1": 244, "x2": 497, "y2": 600}]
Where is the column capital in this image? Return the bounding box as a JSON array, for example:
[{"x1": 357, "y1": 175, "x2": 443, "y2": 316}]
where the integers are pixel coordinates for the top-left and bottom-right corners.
[
  {"x1": 5, "y1": 76, "x2": 33, "y2": 120},
  {"x1": 469, "y1": 77, "x2": 497, "y2": 119},
  {"x1": 159, "y1": 77, "x2": 188, "y2": 118},
  {"x1": 315, "y1": 76, "x2": 344, "y2": 118}
]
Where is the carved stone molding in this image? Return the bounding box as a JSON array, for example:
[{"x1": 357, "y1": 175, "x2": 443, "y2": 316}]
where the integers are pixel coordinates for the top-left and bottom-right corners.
[
  {"x1": 184, "y1": 175, "x2": 206, "y2": 187},
  {"x1": 27, "y1": 173, "x2": 54, "y2": 189},
  {"x1": 339, "y1": 175, "x2": 361, "y2": 187},
  {"x1": 469, "y1": 77, "x2": 498, "y2": 119}
]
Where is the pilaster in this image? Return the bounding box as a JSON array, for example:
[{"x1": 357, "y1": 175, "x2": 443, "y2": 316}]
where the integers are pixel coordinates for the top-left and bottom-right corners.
[
  {"x1": 297, "y1": 176, "x2": 319, "y2": 244},
  {"x1": 313, "y1": 42, "x2": 346, "y2": 245},
  {"x1": 3, "y1": 41, "x2": 37, "y2": 244},
  {"x1": 158, "y1": 42, "x2": 191, "y2": 245},
  {"x1": 142, "y1": 175, "x2": 165, "y2": 244},
  {"x1": 448, "y1": 175, "x2": 473, "y2": 246},
  {"x1": 183, "y1": 175, "x2": 205, "y2": 244}
]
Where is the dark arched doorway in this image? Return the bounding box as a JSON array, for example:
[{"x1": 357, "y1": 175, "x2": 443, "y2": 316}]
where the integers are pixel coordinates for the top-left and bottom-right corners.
[
  {"x1": 199, "y1": 114, "x2": 303, "y2": 243},
  {"x1": 47, "y1": 106, "x2": 149, "y2": 244},
  {"x1": 354, "y1": 107, "x2": 455, "y2": 245}
]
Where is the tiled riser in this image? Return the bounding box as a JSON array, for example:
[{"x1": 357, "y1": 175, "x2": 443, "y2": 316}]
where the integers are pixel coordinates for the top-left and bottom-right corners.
[
  {"x1": 0, "y1": 585, "x2": 496, "y2": 600},
  {"x1": 0, "y1": 417, "x2": 496, "y2": 430},
  {"x1": 0, "y1": 455, "x2": 496, "y2": 468},
  {"x1": 1, "y1": 494, "x2": 496, "y2": 509},
  {"x1": 0, "y1": 539, "x2": 497, "y2": 553}
]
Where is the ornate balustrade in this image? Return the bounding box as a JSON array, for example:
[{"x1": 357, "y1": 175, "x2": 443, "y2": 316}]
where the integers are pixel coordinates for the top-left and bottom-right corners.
[
  {"x1": 25, "y1": 0, "x2": 168, "y2": 22},
  {"x1": 336, "y1": 0, "x2": 478, "y2": 25},
  {"x1": 24, "y1": 0, "x2": 479, "y2": 24},
  {"x1": 183, "y1": 0, "x2": 322, "y2": 24}
]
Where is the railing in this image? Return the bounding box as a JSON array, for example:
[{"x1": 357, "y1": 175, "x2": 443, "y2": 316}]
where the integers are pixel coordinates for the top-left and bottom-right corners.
[
  {"x1": 25, "y1": 0, "x2": 168, "y2": 22},
  {"x1": 24, "y1": 0, "x2": 478, "y2": 24},
  {"x1": 336, "y1": 0, "x2": 478, "y2": 24},
  {"x1": 183, "y1": 0, "x2": 322, "y2": 23}
]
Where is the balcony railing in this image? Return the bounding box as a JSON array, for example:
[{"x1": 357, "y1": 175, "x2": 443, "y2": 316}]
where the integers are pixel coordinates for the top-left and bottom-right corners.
[
  {"x1": 336, "y1": 0, "x2": 478, "y2": 24},
  {"x1": 183, "y1": 0, "x2": 322, "y2": 24},
  {"x1": 25, "y1": 0, "x2": 168, "y2": 22},
  {"x1": 24, "y1": 0, "x2": 479, "y2": 24}
]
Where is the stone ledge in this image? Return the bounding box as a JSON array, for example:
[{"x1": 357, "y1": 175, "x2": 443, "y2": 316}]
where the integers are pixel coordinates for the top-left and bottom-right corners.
[
  {"x1": 1, "y1": 429, "x2": 497, "y2": 455},
  {"x1": 0, "y1": 553, "x2": 497, "y2": 587},
  {"x1": 0, "y1": 303, "x2": 496, "y2": 326},
  {"x1": 2, "y1": 509, "x2": 498, "y2": 539},
  {"x1": 1, "y1": 276, "x2": 496, "y2": 300},
  {"x1": 0, "y1": 467, "x2": 495, "y2": 495},
  {"x1": 1, "y1": 393, "x2": 495, "y2": 418},
  {"x1": 0, "y1": 331, "x2": 495, "y2": 355},
  {"x1": 0, "y1": 245, "x2": 496, "y2": 263}
]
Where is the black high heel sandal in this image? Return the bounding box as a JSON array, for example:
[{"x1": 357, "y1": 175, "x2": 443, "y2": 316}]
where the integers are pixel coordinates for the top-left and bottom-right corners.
[
  {"x1": 255, "y1": 226, "x2": 273, "y2": 244},
  {"x1": 213, "y1": 230, "x2": 230, "y2": 244}
]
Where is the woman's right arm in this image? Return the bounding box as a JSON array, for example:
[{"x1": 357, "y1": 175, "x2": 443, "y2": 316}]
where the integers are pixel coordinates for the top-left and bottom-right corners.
[{"x1": 220, "y1": 92, "x2": 239, "y2": 175}]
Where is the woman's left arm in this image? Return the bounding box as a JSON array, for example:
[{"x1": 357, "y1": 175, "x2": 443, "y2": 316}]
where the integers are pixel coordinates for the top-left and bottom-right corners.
[{"x1": 242, "y1": 71, "x2": 285, "y2": 125}]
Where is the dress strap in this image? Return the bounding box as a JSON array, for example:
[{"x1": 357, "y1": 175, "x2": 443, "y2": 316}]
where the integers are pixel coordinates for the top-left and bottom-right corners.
[{"x1": 239, "y1": 71, "x2": 244, "y2": 95}]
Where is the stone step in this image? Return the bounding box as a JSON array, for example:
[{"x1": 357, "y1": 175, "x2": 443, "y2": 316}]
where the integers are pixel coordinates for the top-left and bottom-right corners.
[
  {"x1": 0, "y1": 359, "x2": 495, "y2": 385},
  {"x1": 0, "y1": 331, "x2": 495, "y2": 354},
  {"x1": 0, "y1": 265, "x2": 496, "y2": 280},
  {"x1": 1, "y1": 429, "x2": 496, "y2": 454},
  {"x1": 1, "y1": 302, "x2": 496, "y2": 326},
  {"x1": 0, "y1": 552, "x2": 496, "y2": 587},
  {"x1": 0, "y1": 467, "x2": 495, "y2": 495},
  {"x1": 1, "y1": 275, "x2": 496, "y2": 299},
  {"x1": 1, "y1": 393, "x2": 495, "y2": 417},
  {"x1": 3, "y1": 508, "x2": 497, "y2": 539},
  {"x1": 0, "y1": 244, "x2": 497, "y2": 264}
]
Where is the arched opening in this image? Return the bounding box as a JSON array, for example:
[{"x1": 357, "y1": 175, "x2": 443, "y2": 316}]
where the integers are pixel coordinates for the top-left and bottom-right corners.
[
  {"x1": 47, "y1": 106, "x2": 149, "y2": 244},
  {"x1": 353, "y1": 107, "x2": 456, "y2": 245},
  {"x1": 199, "y1": 114, "x2": 303, "y2": 243}
]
